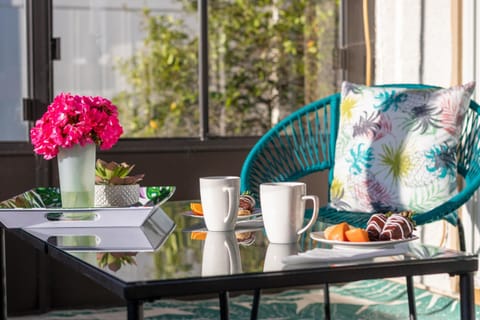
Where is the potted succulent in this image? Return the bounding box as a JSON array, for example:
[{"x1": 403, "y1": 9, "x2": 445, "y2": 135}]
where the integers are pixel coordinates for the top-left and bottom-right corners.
[{"x1": 94, "y1": 159, "x2": 145, "y2": 207}]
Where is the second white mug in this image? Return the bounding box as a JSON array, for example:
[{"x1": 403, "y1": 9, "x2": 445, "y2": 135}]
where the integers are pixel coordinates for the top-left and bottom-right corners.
[
  {"x1": 200, "y1": 176, "x2": 240, "y2": 231},
  {"x1": 260, "y1": 182, "x2": 319, "y2": 243}
]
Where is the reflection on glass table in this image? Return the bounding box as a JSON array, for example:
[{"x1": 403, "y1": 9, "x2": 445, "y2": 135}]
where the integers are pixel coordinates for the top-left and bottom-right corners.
[
  {"x1": 202, "y1": 231, "x2": 242, "y2": 277},
  {"x1": 25, "y1": 205, "x2": 176, "y2": 252},
  {"x1": 8, "y1": 200, "x2": 478, "y2": 320},
  {"x1": 18, "y1": 200, "x2": 474, "y2": 279}
]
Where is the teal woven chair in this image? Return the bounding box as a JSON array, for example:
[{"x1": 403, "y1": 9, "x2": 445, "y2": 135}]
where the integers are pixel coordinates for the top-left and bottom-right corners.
[{"x1": 240, "y1": 84, "x2": 480, "y2": 320}]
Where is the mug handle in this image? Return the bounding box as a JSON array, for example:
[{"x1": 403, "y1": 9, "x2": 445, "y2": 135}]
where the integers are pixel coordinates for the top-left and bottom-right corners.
[
  {"x1": 223, "y1": 186, "x2": 237, "y2": 224},
  {"x1": 297, "y1": 195, "x2": 319, "y2": 235}
]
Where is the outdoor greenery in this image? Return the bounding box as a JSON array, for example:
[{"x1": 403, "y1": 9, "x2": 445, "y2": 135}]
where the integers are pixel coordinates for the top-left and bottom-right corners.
[{"x1": 113, "y1": 0, "x2": 337, "y2": 138}]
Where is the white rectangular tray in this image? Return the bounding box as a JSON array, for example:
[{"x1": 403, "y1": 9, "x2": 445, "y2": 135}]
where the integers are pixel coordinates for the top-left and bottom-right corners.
[{"x1": 0, "y1": 186, "x2": 176, "y2": 229}]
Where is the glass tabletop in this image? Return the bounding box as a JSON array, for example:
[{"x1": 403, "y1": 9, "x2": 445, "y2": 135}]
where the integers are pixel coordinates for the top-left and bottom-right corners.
[{"x1": 18, "y1": 200, "x2": 475, "y2": 283}]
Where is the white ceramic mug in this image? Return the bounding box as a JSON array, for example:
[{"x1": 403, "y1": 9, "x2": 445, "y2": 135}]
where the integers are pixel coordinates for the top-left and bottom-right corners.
[
  {"x1": 200, "y1": 176, "x2": 240, "y2": 231},
  {"x1": 260, "y1": 182, "x2": 319, "y2": 243},
  {"x1": 201, "y1": 231, "x2": 242, "y2": 276}
]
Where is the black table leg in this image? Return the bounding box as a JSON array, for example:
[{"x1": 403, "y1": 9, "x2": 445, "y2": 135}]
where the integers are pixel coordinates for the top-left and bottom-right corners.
[
  {"x1": 324, "y1": 283, "x2": 330, "y2": 320},
  {"x1": 459, "y1": 272, "x2": 475, "y2": 320},
  {"x1": 406, "y1": 275, "x2": 417, "y2": 320},
  {"x1": 219, "y1": 291, "x2": 229, "y2": 320},
  {"x1": 127, "y1": 300, "x2": 144, "y2": 320},
  {"x1": 250, "y1": 289, "x2": 261, "y2": 320},
  {"x1": 0, "y1": 228, "x2": 6, "y2": 320}
]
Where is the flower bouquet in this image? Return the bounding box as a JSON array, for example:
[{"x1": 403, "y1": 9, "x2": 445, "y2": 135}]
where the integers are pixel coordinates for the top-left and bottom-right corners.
[{"x1": 30, "y1": 93, "x2": 123, "y2": 208}]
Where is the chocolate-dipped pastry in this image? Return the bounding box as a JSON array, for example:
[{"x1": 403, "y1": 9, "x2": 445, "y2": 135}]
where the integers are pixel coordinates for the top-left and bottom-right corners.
[
  {"x1": 379, "y1": 214, "x2": 414, "y2": 240},
  {"x1": 239, "y1": 194, "x2": 256, "y2": 211},
  {"x1": 366, "y1": 213, "x2": 388, "y2": 241},
  {"x1": 238, "y1": 194, "x2": 256, "y2": 217}
]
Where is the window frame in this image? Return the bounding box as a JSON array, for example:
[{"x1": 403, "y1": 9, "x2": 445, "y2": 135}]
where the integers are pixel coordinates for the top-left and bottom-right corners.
[{"x1": 22, "y1": 0, "x2": 358, "y2": 185}]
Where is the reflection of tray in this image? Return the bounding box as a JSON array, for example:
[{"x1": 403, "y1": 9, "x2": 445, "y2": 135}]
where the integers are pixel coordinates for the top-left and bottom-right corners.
[
  {"x1": 0, "y1": 186, "x2": 175, "y2": 229},
  {"x1": 24, "y1": 206, "x2": 176, "y2": 251}
]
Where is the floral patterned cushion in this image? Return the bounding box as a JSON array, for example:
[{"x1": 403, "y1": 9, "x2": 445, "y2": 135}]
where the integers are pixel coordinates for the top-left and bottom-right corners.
[{"x1": 329, "y1": 81, "x2": 475, "y2": 213}]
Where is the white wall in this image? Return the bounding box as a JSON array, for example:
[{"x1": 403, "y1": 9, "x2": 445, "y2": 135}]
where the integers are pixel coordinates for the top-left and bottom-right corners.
[{"x1": 375, "y1": 0, "x2": 453, "y2": 86}]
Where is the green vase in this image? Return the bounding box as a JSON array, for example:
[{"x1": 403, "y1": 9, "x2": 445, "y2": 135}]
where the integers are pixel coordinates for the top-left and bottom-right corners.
[{"x1": 57, "y1": 144, "x2": 96, "y2": 208}]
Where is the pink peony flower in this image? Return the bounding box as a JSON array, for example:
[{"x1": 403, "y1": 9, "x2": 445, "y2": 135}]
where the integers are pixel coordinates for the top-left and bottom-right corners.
[{"x1": 30, "y1": 93, "x2": 123, "y2": 160}]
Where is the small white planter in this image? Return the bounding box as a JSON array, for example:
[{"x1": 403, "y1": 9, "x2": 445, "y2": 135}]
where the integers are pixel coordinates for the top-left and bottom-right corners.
[{"x1": 94, "y1": 184, "x2": 140, "y2": 207}]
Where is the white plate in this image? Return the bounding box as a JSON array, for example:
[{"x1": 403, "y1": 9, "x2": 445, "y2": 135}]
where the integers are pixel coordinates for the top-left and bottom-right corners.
[
  {"x1": 183, "y1": 209, "x2": 262, "y2": 221},
  {"x1": 310, "y1": 231, "x2": 419, "y2": 249}
]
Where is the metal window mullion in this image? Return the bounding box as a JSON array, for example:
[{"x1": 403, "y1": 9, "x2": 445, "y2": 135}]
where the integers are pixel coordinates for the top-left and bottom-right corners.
[
  {"x1": 26, "y1": 0, "x2": 54, "y2": 189},
  {"x1": 25, "y1": 1, "x2": 54, "y2": 314},
  {"x1": 199, "y1": 0, "x2": 209, "y2": 140},
  {"x1": 26, "y1": 0, "x2": 53, "y2": 119}
]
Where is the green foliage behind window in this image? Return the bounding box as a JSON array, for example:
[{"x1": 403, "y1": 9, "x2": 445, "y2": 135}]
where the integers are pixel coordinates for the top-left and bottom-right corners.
[{"x1": 114, "y1": 0, "x2": 337, "y2": 138}]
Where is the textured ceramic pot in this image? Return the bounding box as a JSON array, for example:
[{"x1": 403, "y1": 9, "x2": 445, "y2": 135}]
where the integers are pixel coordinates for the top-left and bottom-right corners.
[{"x1": 94, "y1": 184, "x2": 140, "y2": 207}]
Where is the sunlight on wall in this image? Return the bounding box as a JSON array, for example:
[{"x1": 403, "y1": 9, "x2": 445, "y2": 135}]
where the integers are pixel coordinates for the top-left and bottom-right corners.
[{"x1": 375, "y1": 0, "x2": 452, "y2": 86}]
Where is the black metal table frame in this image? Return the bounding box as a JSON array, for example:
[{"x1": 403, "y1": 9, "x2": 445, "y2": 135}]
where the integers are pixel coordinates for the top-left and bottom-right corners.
[{"x1": 2, "y1": 228, "x2": 478, "y2": 320}]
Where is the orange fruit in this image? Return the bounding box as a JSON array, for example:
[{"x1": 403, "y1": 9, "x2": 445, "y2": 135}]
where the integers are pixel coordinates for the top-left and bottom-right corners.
[
  {"x1": 190, "y1": 231, "x2": 207, "y2": 240},
  {"x1": 190, "y1": 202, "x2": 203, "y2": 216},
  {"x1": 324, "y1": 222, "x2": 350, "y2": 241},
  {"x1": 345, "y1": 228, "x2": 370, "y2": 242}
]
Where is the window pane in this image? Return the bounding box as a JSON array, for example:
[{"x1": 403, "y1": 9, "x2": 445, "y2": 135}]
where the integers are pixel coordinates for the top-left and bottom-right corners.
[
  {"x1": 52, "y1": 0, "x2": 338, "y2": 139},
  {"x1": 207, "y1": 0, "x2": 338, "y2": 136},
  {"x1": 0, "y1": 0, "x2": 28, "y2": 141},
  {"x1": 52, "y1": 0, "x2": 198, "y2": 138}
]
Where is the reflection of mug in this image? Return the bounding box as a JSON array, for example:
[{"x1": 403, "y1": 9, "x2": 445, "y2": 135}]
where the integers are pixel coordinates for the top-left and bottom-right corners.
[
  {"x1": 200, "y1": 176, "x2": 240, "y2": 231},
  {"x1": 202, "y1": 231, "x2": 242, "y2": 276},
  {"x1": 260, "y1": 182, "x2": 319, "y2": 244},
  {"x1": 263, "y1": 243, "x2": 298, "y2": 272}
]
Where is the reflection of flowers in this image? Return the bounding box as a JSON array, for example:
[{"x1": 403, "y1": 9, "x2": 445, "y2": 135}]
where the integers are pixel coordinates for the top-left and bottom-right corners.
[
  {"x1": 30, "y1": 93, "x2": 123, "y2": 160},
  {"x1": 96, "y1": 252, "x2": 137, "y2": 272}
]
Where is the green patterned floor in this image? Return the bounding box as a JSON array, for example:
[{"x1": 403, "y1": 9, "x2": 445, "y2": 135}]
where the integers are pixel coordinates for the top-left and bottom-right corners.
[{"x1": 11, "y1": 279, "x2": 480, "y2": 320}]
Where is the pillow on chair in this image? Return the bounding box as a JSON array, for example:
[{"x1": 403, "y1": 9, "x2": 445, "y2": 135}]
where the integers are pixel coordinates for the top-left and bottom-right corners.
[{"x1": 329, "y1": 81, "x2": 475, "y2": 213}]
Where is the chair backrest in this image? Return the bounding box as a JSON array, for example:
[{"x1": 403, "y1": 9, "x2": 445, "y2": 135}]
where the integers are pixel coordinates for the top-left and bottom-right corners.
[
  {"x1": 240, "y1": 84, "x2": 480, "y2": 227},
  {"x1": 240, "y1": 93, "x2": 340, "y2": 199}
]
